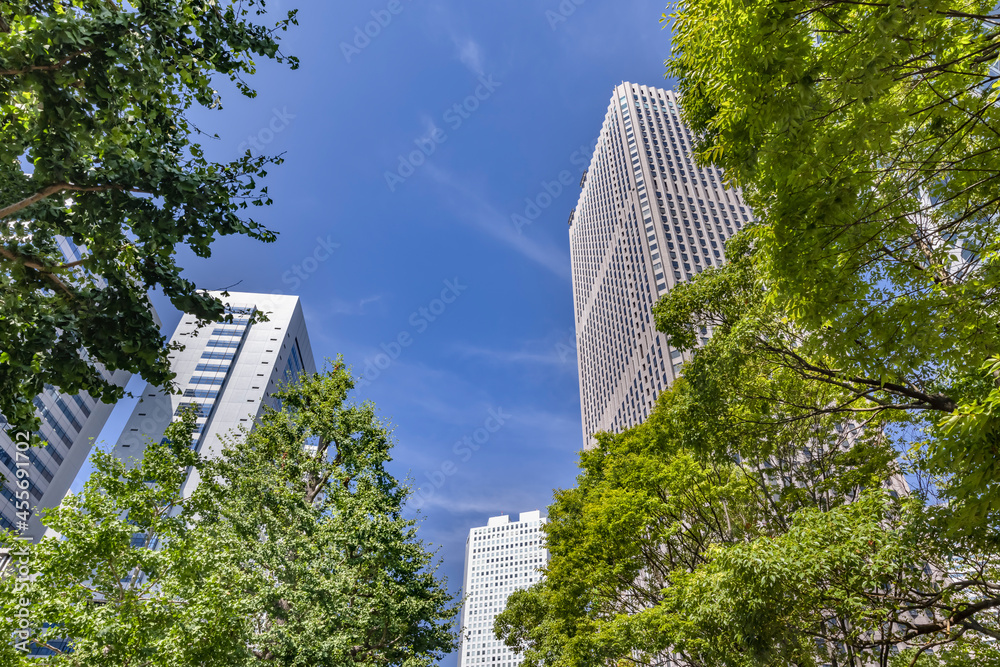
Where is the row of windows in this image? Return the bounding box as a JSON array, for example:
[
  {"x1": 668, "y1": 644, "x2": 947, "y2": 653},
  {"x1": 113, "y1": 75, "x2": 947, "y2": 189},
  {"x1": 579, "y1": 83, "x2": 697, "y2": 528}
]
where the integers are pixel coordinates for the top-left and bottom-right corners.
[
  {"x1": 205, "y1": 339, "x2": 243, "y2": 349},
  {"x1": 200, "y1": 350, "x2": 236, "y2": 361},
  {"x1": 188, "y1": 376, "x2": 225, "y2": 386},
  {"x1": 194, "y1": 363, "x2": 230, "y2": 374}
]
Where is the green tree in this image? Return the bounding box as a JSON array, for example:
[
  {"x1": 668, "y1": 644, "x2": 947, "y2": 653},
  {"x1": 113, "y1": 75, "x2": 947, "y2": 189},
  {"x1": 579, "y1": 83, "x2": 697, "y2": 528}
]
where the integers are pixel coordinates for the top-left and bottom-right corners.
[
  {"x1": 0, "y1": 365, "x2": 458, "y2": 665},
  {"x1": 496, "y1": 378, "x2": 1000, "y2": 666},
  {"x1": 198, "y1": 364, "x2": 459, "y2": 665},
  {"x1": 665, "y1": 0, "x2": 1000, "y2": 528},
  {"x1": 0, "y1": 0, "x2": 298, "y2": 435},
  {"x1": 498, "y1": 243, "x2": 1000, "y2": 665},
  {"x1": 652, "y1": 236, "x2": 999, "y2": 530},
  {"x1": 0, "y1": 411, "x2": 257, "y2": 665}
]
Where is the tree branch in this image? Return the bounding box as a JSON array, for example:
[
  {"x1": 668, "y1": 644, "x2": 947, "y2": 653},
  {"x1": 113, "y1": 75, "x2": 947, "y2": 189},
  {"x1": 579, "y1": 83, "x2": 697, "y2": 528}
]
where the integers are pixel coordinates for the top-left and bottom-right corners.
[
  {"x1": 0, "y1": 247, "x2": 74, "y2": 296},
  {"x1": 760, "y1": 344, "x2": 958, "y2": 412},
  {"x1": 0, "y1": 47, "x2": 94, "y2": 76},
  {"x1": 0, "y1": 182, "x2": 150, "y2": 219}
]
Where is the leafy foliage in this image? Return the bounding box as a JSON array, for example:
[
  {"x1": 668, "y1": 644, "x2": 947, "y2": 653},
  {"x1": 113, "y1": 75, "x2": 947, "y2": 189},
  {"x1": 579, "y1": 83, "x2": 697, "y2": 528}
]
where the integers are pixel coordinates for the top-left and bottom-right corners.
[
  {"x1": 498, "y1": 240, "x2": 1000, "y2": 665},
  {"x1": 665, "y1": 0, "x2": 1000, "y2": 533},
  {"x1": 0, "y1": 0, "x2": 298, "y2": 435},
  {"x1": 0, "y1": 365, "x2": 458, "y2": 666},
  {"x1": 496, "y1": 375, "x2": 1000, "y2": 666},
  {"x1": 0, "y1": 411, "x2": 256, "y2": 665},
  {"x1": 500, "y1": 0, "x2": 1000, "y2": 663},
  {"x1": 199, "y1": 364, "x2": 460, "y2": 665}
]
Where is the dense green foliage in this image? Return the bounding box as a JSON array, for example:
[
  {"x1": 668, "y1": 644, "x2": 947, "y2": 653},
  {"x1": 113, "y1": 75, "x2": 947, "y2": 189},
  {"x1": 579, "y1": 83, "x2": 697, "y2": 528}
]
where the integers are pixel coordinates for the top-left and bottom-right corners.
[
  {"x1": 496, "y1": 360, "x2": 1000, "y2": 665},
  {"x1": 665, "y1": 0, "x2": 1000, "y2": 530},
  {"x1": 199, "y1": 365, "x2": 459, "y2": 665},
  {"x1": 0, "y1": 0, "x2": 297, "y2": 436},
  {"x1": 0, "y1": 411, "x2": 253, "y2": 665},
  {"x1": 654, "y1": 236, "x2": 1000, "y2": 533},
  {"x1": 0, "y1": 366, "x2": 458, "y2": 665}
]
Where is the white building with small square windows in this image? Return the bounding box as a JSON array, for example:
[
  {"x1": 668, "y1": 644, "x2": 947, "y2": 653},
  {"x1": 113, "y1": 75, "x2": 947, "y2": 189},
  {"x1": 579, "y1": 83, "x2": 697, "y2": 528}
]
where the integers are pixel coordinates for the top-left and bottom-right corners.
[
  {"x1": 458, "y1": 510, "x2": 548, "y2": 667},
  {"x1": 570, "y1": 83, "x2": 753, "y2": 446}
]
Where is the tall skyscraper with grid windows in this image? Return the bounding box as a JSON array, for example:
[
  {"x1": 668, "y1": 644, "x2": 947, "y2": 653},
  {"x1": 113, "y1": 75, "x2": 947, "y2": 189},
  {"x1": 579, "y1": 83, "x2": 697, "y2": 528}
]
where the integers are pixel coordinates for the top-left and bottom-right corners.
[
  {"x1": 570, "y1": 82, "x2": 752, "y2": 446},
  {"x1": 111, "y1": 291, "x2": 315, "y2": 497},
  {"x1": 458, "y1": 510, "x2": 548, "y2": 667}
]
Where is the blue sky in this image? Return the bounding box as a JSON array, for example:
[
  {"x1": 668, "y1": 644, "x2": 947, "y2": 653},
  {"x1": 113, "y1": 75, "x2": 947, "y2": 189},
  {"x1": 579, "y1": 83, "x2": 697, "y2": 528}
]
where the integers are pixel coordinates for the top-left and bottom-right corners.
[{"x1": 73, "y1": 0, "x2": 675, "y2": 652}]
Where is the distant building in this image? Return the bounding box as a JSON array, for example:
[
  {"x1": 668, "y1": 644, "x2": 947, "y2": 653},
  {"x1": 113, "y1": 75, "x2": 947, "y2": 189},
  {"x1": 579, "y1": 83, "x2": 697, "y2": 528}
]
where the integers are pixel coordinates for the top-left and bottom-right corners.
[
  {"x1": 458, "y1": 510, "x2": 549, "y2": 667},
  {"x1": 111, "y1": 291, "x2": 316, "y2": 498},
  {"x1": 570, "y1": 82, "x2": 752, "y2": 446}
]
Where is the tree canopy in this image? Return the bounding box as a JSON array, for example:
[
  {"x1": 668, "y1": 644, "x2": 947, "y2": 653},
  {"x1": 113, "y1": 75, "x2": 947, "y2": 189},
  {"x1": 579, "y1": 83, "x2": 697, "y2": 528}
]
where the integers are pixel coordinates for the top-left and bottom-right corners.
[
  {"x1": 496, "y1": 357, "x2": 1000, "y2": 666},
  {"x1": 496, "y1": 0, "x2": 1000, "y2": 661},
  {"x1": 497, "y1": 229, "x2": 1000, "y2": 665},
  {"x1": 0, "y1": 0, "x2": 297, "y2": 436},
  {"x1": 0, "y1": 365, "x2": 458, "y2": 666},
  {"x1": 665, "y1": 0, "x2": 1000, "y2": 530}
]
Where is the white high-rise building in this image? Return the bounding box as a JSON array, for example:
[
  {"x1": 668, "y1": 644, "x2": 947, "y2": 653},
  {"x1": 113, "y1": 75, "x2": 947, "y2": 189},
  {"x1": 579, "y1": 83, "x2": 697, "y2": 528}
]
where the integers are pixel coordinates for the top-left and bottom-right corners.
[
  {"x1": 570, "y1": 82, "x2": 752, "y2": 446},
  {"x1": 458, "y1": 510, "x2": 548, "y2": 667},
  {"x1": 111, "y1": 291, "x2": 315, "y2": 496}
]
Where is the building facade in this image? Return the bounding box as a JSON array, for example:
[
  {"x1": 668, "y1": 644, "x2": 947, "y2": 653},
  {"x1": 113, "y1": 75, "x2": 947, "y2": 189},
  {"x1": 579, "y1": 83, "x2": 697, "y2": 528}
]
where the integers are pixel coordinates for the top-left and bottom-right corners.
[
  {"x1": 0, "y1": 372, "x2": 131, "y2": 541},
  {"x1": 570, "y1": 82, "x2": 752, "y2": 445},
  {"x1": 111, "y1": 291, "x2": 316, "y2": 497},
  {"x1": 458, "y1": 510, "x2": 548, "y2": 667}
]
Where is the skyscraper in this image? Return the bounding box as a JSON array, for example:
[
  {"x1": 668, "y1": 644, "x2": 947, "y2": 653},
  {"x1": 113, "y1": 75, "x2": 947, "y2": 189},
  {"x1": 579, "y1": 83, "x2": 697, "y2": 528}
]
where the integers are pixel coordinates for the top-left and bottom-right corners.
[
  {"x1": 570, "y1": 82, "x2": 752, "y2": 445},
  {"x1": 0, "y1": 236, "x2": 138, "y2": 541},
  {"x1": 0, "y1": 372, "x2": 132, "y2": 541},
  {"x1": 458, "y1": 510, "x2": 548, "y2": 667},
  {"x1": 111, "y1": 291, "x2": 316, "y2": 497}
]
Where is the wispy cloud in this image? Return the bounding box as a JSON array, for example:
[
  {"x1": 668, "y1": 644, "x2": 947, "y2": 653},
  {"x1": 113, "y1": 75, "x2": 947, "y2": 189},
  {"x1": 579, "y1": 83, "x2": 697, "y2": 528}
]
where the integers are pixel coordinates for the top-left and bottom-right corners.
[
  {"x1": 424, "y1": 163, "x2": 572, "y2": 280},
  {"x1": 453, "y1": 35, "x2": 484, "y2": 76},
  {"x1": 452, "y1": 341, "x2": 576, "y2": 368},
  {"x1": 314, "y1": 294, "x2": 388, "y2": 321},
  {"x1": 358, "y1": 294, "x2": 383, "y2": 309},
  {"x1": 425, "y1": 3, "x2": 486, "y2": 76},
  {"x1": 416, "y1": 114, "x2": 444, "y2": 146},
  {"x1": 409, "y1": 491, "x2": 547, "y2": 516}
]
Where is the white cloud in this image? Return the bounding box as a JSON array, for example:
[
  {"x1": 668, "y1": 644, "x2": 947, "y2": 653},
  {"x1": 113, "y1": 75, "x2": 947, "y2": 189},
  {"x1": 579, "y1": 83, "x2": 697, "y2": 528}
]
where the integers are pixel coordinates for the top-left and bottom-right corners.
[
  {"x1": 358, "y1": 294, "x2": 383, "y2": 309},
  {"x1": 408, "y1": 490, "x2": 544, "y2": 516},
  {"x1": 324, "y1": 294, "x2": 385, "y2": 316},
  {"x1": 423, "y1": 163, "x2": 572, "y2": 281},
  {"x1": 453, "y1": 36, "x2": 484, "y2": 76},
  {"x1": 452, "y1": 340, "x2": 577, "y2": 368}
]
